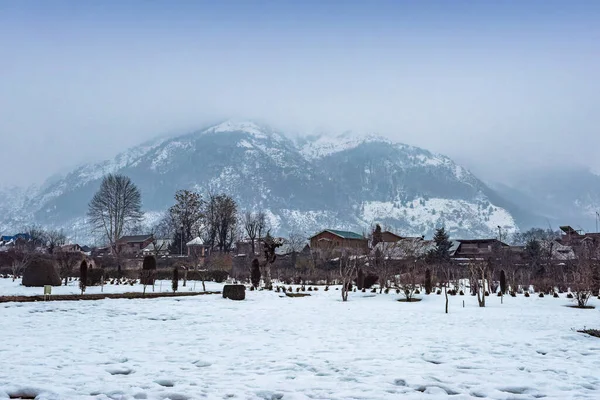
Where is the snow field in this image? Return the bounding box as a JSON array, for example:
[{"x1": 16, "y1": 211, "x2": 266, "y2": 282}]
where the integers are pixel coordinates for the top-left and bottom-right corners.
[{"x1": 1, "y1": 281, "x2": 599, "y2": 400}]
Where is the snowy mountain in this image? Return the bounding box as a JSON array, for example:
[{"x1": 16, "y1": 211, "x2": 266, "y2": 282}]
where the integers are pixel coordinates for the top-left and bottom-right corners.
[{"x1": 0, "y1": 120, "x2": 535, "y2": 242}]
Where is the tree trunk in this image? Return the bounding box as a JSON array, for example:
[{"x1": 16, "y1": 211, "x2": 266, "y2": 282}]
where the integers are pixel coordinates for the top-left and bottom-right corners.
[
  {"x1": 264, "y1": 264, "x2": 272, "y2": 288},
  {"x1": 444, "y1": 285, "x2": 449, "y2": 314},
  {"x1": 64, "y1": 277, "x2": 68, "y2": 286},
  {"x1": 202, "y1": 278, "x2": 206, "y2": 292}
]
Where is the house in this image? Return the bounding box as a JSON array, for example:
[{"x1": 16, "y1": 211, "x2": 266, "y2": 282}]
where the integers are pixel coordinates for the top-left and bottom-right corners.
[
  {"x1": 59, "y1": 244, "x2": 82, "y2": 253},
  {"x1": 309, "y1": 229, "x2": 369, "y2": 254},
  {"x1": 373, "y1": 237, "x2": 436, "y2": 261},
  {"x1": 142, "y1": 239, "x2": 172, "y2": 256},
  {"x1": 451, "y1": 239, "x2": 508, "y2": 261},
  {"x1": 186, "y1": 237, "x2": 209, "y2": 257},
  {"x1": 115, "y1": 235, "x2": 154, "y2": 256}
]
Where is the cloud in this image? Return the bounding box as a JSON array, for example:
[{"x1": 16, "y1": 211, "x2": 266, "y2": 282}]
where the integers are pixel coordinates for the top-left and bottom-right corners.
[{"x1": 0, "y1": 1, "x2": 599, "y2": 186}]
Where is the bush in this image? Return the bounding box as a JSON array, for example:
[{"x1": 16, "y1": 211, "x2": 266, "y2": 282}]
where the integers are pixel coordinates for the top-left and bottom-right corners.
[
  {"x1": 567, "y1": 293, "x2": 574, "y2": 299},
  {"x1": 436, "y1": 289, "x2": 442, "y2": 295},
  {"x1": 525, "y1": 292, "x2": 530, "y2": 297},
  {"x1": 510, "y1": 291, "x2": 516, "y2": 297},
  {"x1": 250, "y1": 259, "x2": 261, "y2": 288},
  {"x1": 87, "y1": 268, "x2": 104, "y2": 286},
  {"x1": 484, "y1": 291, "x2": 489, "y2": 296},
  {"x1": 553, "y1": 292, "x2": 559, "y2": 298},
  {"x1": 384, "y1": 288, "x2": 389, "y2": 294},
  {"x1": 539, "y1": 292, "x2": 545, "y2": 298},
  {"x1": 459, "y1": 290, "x2": 464, "y2": 296}
]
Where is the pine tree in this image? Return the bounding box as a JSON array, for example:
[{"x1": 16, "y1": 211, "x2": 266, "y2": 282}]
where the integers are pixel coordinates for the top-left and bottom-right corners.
[
  {"x1": 427, "y1": 227, "x2": 452, "y2": 313},
  {"x1": 172, "y1": 267, "x2": 179, "y2": 292}
]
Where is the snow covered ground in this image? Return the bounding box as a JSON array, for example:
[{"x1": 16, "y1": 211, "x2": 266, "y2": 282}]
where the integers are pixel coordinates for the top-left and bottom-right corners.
[{"x1": 1, "y1": 280, "x2": 599, "y2": 400}]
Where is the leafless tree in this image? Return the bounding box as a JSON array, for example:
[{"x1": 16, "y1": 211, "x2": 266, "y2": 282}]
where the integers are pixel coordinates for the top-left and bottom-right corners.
[
  {"x1": 569, "y1": 242, "x2": 599, "y2": 307},
  {"x1": 169, "y1": 190, "x2": 204, "y2": 250},
  {"x1": 46, "y1": 229, "x2": 67, "y2": 254},
  {"x1": 256, "y1": 210, "x2": 268, "y2": 241},
  {"x1": 55, "y1": 248, "x2": 84, "y2": 285},
  {"x1": 203, "y1": 194, "x2": 238, "y2": 252},
  {"x1": 468, "y1": 260, "x2": 489, "y2": 307},
  {"x1": 242, "y1": 211, "x2": 259, "y2": 255},
  {"x1": 339, "y1": 250, "x2": 361, "y2": 301},
  {"x1": 9, "y1": 249, "x2": 34, "y2": 281},
  {"x1": 88, "y1": 174, "x2": 143, "y2": 254},
  {"x1": 260, "y1": 233, "x2": 282, "y2": 288}
]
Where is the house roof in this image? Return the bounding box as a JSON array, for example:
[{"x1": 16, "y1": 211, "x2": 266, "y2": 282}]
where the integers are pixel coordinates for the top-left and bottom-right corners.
[
  {"x1": 186, "y1": 237, "x2": 205, "y2": 246},
  {"x1": 142, "y1": 239, "x2": 172, "y2": 252},
  {"x1": 117, "y1": 235, "x2": 153, "y2": 243},
  {"x1": 311, "y1": 229, "x2": 365, "y2": 240}
]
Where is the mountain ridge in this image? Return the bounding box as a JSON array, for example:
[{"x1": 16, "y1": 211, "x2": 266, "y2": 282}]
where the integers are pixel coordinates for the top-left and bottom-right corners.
[{"x1": 0, "y1": 120, "x2": 546, "y2": 243}]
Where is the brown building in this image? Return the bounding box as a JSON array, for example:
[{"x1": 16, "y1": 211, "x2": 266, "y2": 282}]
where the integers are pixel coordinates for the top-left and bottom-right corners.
[
  {"x1": 309, "y1": 229, "x2": 368, "y2": 254},
  {"x1": 452, "y1": 239, "x2": 508, "y2": 260},
  {"x1": 116, "y1": 235, "x2": 154, "y2": 256}
]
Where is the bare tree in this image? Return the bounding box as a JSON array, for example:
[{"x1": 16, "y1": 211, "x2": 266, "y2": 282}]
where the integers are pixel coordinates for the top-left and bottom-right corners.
[
  {"x1": 569, "y1": 242, "x2": 599, "y2": 307},
  {"x1": 339, "y1": 250, "x2": 361, "y2": 301},
  {"x1": 46, "y1": 229, "x2": 67, "y2": 255},
  {"x1": 55, "y1": 248, "x2": 84, "y2": 285},
  {"x1": 203, "y1": 194, "x2": 238, "y2": 252},
  {"x1": 169, "y1": 190, "x2": 204, "y2": 253},
  {"x1": 242, "y1": 211, "x2": 259, "y2": 255},
  {"x1": 468, "y1": 260, "x2": 488, "y2": 307},
  {"x1": 256, "y1": 210, "x2": 268, "y2": 241},
  {"x1": 260, "y1": 232, "x2": 282, "y2": 288},
  {"x1": 88, "y1": 174, "x2": 143, "y2": 254},
  {"x1": 8, "y1": 249, "x2": 34, "y2": 281}
]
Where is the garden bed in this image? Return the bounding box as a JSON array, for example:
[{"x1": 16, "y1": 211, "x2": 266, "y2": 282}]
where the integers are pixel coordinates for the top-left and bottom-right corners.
[{"x1": 0, "y1": 291, "x2": 220, "y2": 303}]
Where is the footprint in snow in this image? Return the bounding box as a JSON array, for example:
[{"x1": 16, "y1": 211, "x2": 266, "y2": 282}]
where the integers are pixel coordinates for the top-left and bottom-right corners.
[
  {"x1": 155, "y1": 379, "x2": 175, "y2": 387},
  {"x1": 193, "y1": 360, "x2": 212, "y2": 368},
  {"x1": 106, "y1": 366, "x2": 133, "y2": 375}
]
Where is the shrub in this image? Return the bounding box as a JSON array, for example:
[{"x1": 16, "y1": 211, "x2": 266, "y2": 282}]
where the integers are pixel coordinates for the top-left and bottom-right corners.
[
  {"x1": 172, "y1": 267, "x2": 179, "y2": 292},
  {"x1": 459, "y1": 290, "x2": 464, "y2": 295},
  {"x1": 87, "y1": 268, "x2": 104, "y2": 286},
  {"x1": 324, "y1": 286, "x2": 329, "y2": 291},
  {"x1": 553, "y1": 292, "x2": 559, "y2": 298},
  {"x1": 539, "y1": 292, "x2": 544, "y2": 298},
  {"x1": 250, "y1": 259, "x2": 261, "y2": 288},
  {"x1": 362, "y1": 274, "x2": 379, "y2": 289},
  {"x1": 288, "y1": 286, "x2": 293, "y2": 292},
  {"x1": 249, "y1": 286, "x2": 255, "y2": 291},
  {"x1": 567, "y1": 293, "x2": 574, "y2": 299},
  {"x1": 525, "y1": 292, "x2": 530, "y2": 297},
  {"x1": 484, "y1": 291, "x2": 489, "y2": 296},
  {"x1": 356, "y1": 269, "x2": 365, "y2": 290},
  {"x1": 361, "y1": 288, "x2": 366, "y2": 293},
  {"x1": 314, "y1": 287, "x2": 319, "y2": 291},
  {"x1": 414, "y1": 289, "x2": 420, "y2": 295},
  {"x1": 497, "y1": 292, "x2": 502, "y2": 297},
  {"x1": 308, "y1": 287, "x2": 313, "y2": 291},
  {"x1": 371, "y1": 288, "x2": 376, "y2": 293},
  {"x1": 79, "y1": 260, "x2": 88, "y2": 295},
  {"x1": 510, "y1": 291, "x2": 516, "y2": 297},
  {"x1": 396, "y1": 289, "x2": 401, "y2": 294},
  {"x1": 436, "y1": 289, "x2": 442, "y2": 295},
  {"x1": 141, "y1": 256, "x2": 156, "y2": 287}
]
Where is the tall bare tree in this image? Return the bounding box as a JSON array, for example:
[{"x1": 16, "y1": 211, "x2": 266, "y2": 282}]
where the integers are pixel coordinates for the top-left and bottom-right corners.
[
  {"x1": 339, "y1": 250, "x2": 360, "y2": 301},
  {"x1": 47, "y1": 229, "x2": 67, "y2": 254},
  {"x1": 88, "y1": 174, "x2": 143, "y2": 254},
  {"x1": 242, "y1": 211, "x2": 259, "y2": 255},
  {"x1": 203, "y1": 194, "x2": 238, "y2": 252},
  {"x1": 168, "y1": 190, "x2": 204, "y2": 253}
]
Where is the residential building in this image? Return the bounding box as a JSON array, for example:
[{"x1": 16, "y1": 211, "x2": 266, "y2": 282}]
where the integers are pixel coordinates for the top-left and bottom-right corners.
[
  {"x1": 115, "y1": 235, "x2": 154, "y2": 256},
  {"x1": 309, "y1": 229, "x2": 369, "y2": 254}
]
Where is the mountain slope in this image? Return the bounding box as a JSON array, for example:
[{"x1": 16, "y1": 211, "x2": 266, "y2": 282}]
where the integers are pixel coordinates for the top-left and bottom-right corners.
[{"x1": 0, "y1": 121, "x2": 529, "y2": 242}]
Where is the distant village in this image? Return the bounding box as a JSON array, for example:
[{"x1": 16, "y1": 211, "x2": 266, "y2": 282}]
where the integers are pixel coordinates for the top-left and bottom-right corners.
[{"x1": 1, "y1": 174, "x2": 598, "y2": 306}]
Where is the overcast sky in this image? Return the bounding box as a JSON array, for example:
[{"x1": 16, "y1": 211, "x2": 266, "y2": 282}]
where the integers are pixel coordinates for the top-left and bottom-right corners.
[{"x1": 1, "y1": 0, "x2": 599, "y2": 187}]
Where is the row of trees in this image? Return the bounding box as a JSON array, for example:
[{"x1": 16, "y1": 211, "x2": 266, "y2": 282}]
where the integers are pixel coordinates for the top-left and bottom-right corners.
[{"x1": 86, "y1": 174, "x2": 270, "y2": 257}]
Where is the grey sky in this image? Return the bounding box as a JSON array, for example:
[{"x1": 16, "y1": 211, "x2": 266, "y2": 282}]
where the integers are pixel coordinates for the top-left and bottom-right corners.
[{"x1": 1, "y1": 1, "x2": 599, "y2": 187}]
